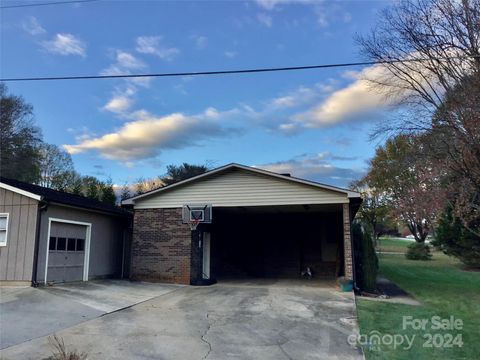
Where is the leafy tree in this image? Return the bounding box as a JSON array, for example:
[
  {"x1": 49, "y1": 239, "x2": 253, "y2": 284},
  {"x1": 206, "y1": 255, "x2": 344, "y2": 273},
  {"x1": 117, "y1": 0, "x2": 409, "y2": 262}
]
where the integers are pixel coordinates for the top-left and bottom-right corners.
[
  {"x1": 0, "y1": 84, "x2": 42, "y2": 182},
  {"x1": 99, "y1": 178, "x2": 117, "y2": 205},
  {"x1": 433, "y1": 206, "x2": 480, "y2": 267},
  {"x1": 64, "y1": 171, "x2": 83, "y2": 195},
  {"x1": 161, "y1": 163, "x2": 209, "y2": 185},
  {"x1": 38, "y1": 143, "x2": 75, "y2": 190},
  {"x1": 81, "y1": 176, "x2": 101, "y2": 200},
  {"x1": 427, "y1": 74, "x2": 480, "y2": 235},
  {"x1": 350, "y1": 179, "x2": 396, "y2": 245},
  {"x1": 367, "y1": 135, "x2": 445, "y2": 243}
]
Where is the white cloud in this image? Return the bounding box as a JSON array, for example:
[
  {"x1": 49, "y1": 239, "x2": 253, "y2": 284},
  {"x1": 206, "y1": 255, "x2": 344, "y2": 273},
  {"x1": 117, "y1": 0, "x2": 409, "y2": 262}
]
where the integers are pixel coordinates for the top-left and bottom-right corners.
[
  {"x1": 290, "y1": 65, "x2": 401, "y2": 128},
  {"x1": 268, "y1": 83, "x2": 333, "y2": 109},
  {"x1": 224, "y1": 50, "x2": 238, "y2": 58},
  {"x1": 233, "y1": 80, "x2": 337, "y2": 132},
  {"x1": 257, "y1": 13, "x2": 273, "y2": 27},
  {"x1": 41, "y1": 33, "x2": 86, "y2": 57},
  {"x1": 255, "y1": 0, "x2": 352, "y2": 29},
  {"x1": 255, "y1": 0, "x2": 315, "y2": 10},
  {"x1": 190, "y1": 35, "x2": 208, "y2": 49},
  {"x1": 101, "y1": 50, "x2": 149, "y2": 87},
  {"x1": 103, "y1": 95, "x2": 133, "y2": 114},
  {"x1": 136, "y1": 36, "x2": 179, "y2": 61},
  {"x1": 22, "y1": 16, "x2": 46, "y2": 35},
  {"x1": 116, "y1": 50, "x2": 145, "y2": 69},
  {"x1": 64, "y1": 108, "x2": 239, "y2": 162},
  {"x1": 256, "y1": 152, "x2": 365, "y2": 187}
]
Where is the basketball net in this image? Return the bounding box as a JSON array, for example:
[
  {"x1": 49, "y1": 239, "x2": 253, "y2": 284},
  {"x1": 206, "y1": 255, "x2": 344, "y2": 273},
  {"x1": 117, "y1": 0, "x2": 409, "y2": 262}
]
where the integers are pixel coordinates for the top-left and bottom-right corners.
[{"x1": 188, "y1": 219, "x2": 201, "y2": 231}]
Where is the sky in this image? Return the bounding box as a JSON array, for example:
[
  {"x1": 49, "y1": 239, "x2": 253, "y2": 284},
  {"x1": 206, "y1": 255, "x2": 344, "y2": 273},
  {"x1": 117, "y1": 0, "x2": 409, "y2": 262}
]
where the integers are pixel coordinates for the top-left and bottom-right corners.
[{"x1": 0, "y1": 0, "x2": 394, "y2": 188}]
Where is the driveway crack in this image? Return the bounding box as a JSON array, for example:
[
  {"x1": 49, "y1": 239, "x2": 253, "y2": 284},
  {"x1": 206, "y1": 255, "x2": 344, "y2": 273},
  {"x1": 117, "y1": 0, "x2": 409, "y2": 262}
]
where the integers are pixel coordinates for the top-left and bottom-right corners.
[{"x1": 200, "y1": 312, "x2": 213, "y2": 359}]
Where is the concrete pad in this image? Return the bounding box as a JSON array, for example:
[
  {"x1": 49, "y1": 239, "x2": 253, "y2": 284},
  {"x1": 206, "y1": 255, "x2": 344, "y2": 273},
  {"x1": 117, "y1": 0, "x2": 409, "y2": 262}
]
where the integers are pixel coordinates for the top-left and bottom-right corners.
[
  {"x1": 1, "y1": 281, "x2": 363, "y2": 359},
  {"x1": 0, "y1": 280, "x2": 181, "y2": 350},
  {"x1": 357, "y1": 277, "x2": 421, "y2": 306}
]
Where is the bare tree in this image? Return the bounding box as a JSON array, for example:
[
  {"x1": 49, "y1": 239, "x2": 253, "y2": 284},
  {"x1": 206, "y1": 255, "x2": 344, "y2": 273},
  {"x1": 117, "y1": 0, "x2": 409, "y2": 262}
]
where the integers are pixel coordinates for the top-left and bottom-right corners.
[
  {"x1": 38, "y1": 143, "x2": 74, "y2": 189},
  {"x1": 133, "y1": 176, "x2": 164, "y2": 196},
  {"x1": 357, "y1": 0, "x2": 480, "y2": 134}
]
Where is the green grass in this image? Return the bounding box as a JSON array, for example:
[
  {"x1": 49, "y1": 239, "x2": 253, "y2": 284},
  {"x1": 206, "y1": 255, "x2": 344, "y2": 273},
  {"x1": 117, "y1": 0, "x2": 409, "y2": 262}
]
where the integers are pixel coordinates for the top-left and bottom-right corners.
[
  {"x1": 377, "y1": 237, "x2": 412, "y2": 253},
  {"x1": 356, "y1": 252, "x2": 480, "y2": 359}
]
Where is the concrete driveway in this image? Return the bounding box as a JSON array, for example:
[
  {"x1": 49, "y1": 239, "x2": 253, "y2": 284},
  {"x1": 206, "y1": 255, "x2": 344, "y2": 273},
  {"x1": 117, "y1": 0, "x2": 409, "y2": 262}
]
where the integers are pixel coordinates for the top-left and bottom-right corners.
[
  {"x1": 0, "y1": 279, "x2": 363, "y2": 359},
  {"x1": 0, "y1": 280, "x2": 181, "y2": 349}
]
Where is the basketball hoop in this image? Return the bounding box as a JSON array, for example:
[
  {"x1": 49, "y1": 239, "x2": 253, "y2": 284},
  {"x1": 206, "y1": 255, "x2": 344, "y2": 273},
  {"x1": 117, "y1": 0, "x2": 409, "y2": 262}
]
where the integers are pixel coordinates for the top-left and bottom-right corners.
[{"x1": 188, "y1": 219, "x2": 201, "y2": 231}]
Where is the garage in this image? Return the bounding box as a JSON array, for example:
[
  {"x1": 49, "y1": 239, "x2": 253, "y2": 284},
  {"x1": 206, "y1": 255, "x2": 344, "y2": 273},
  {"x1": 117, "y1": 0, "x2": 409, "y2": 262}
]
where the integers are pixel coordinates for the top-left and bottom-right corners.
[
  {"x1": 46, "y1": 220, "x2": 90, "y2": 283},
  {"x1": 0, "y1": 176, "x2": 132, "y2": 286},
  {"x1": 123, "y1": 163, "x2": 361, "y2": 285},
  {"x1": 207, "y1": 205, "x2": 344, "y2": 280}
]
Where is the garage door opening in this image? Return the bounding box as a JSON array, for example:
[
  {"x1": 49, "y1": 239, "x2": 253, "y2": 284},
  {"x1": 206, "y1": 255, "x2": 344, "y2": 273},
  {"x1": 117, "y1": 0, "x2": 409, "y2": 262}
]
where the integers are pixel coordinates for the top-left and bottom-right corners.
[{"x1": 202, "y1": 205, "x2": 345, "y2": 282}]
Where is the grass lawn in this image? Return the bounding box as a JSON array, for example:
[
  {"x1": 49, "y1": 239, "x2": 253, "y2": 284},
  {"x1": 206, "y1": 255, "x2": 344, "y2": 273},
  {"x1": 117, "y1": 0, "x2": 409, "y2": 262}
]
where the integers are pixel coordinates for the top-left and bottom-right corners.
[
  {"x1": 356, "y1": 252, "x2": 480, "y2": 359},
  {"x1": 377, "y1": 237, "x2": 412, "y2": 253}
]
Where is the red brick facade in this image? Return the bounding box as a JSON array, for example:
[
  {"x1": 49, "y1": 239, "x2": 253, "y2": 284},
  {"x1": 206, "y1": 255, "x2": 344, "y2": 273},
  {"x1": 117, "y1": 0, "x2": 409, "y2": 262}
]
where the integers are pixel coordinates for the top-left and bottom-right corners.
[
  {"x1": 131, "y1": 208, "x2": 192, "y2": 284},
  {"x1": 343, "y1": 203, "x2": 353, "y2": 280}
]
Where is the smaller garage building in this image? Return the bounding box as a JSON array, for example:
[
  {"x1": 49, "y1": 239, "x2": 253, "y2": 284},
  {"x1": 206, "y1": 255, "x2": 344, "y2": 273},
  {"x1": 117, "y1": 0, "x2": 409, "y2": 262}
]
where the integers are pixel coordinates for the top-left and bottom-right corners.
[
  {"x1": 123, "y1": 163, "x2": 361, "y2": 285},
  {"x1": 0, "y1": 177, "x2": 132, "y2": 286}
]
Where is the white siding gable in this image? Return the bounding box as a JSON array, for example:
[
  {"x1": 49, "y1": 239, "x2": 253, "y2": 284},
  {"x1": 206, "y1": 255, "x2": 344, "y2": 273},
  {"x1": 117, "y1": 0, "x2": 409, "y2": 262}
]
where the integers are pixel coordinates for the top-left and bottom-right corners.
[{"x1": 134, "y1": 168, "x2": 349, "y2": 209}]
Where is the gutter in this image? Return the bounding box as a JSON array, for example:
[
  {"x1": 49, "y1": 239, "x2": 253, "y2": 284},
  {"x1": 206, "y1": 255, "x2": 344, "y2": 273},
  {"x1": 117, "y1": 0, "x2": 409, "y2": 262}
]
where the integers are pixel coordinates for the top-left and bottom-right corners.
[{"x1": 31, "y1": 200, "x2": 48, "y2": 287}]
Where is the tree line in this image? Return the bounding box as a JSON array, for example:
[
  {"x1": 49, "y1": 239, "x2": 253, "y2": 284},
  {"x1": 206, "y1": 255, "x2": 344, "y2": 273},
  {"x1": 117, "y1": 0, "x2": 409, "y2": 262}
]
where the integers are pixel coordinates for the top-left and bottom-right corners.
[
  {"x1": 118, "y1": 163, "x2": 210, "y2": 201},
  {"x1": 353, "y1": 0, "x2": 479, "y2": 267}
]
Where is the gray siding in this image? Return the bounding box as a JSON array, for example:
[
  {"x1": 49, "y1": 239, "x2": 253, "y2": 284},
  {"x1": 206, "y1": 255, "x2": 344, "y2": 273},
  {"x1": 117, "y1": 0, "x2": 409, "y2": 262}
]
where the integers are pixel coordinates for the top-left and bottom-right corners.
[
  {"x1": 36, "y1": 204, "x2": 127, "y2": 283},
  {"x1": 135, "y1": 168, "x2": 349, "y2": 209},
  {"x1": 0, "y1": 188, "x2": 39, "y2": 282}
]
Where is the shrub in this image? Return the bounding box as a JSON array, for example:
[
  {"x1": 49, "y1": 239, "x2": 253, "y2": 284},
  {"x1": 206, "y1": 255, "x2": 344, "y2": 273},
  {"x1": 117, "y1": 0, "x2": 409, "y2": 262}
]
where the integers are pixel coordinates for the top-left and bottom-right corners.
[
  {"x1": 352, "y1": 222, "x2": 379, "y2": 292},
  {"x1": 432, "y1": 206, "x2": 480, "y2": 268},
  {"x1": 405, "y1": 242, "x2": 432, "y2": 260}
]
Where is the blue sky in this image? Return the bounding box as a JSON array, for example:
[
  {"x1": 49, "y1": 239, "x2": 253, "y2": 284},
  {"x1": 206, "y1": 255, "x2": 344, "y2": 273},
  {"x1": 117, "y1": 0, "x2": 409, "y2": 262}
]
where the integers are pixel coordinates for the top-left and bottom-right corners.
[{"x1": 1, "y1": 0, "x2": 393, "y2": 188}]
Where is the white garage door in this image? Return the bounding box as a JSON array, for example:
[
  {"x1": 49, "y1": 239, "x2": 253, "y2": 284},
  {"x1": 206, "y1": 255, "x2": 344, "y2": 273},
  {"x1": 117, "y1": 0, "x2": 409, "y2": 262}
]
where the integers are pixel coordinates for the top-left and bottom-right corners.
[{"x1": 47, "y1": 221, "x2": 88, "y2": 283}]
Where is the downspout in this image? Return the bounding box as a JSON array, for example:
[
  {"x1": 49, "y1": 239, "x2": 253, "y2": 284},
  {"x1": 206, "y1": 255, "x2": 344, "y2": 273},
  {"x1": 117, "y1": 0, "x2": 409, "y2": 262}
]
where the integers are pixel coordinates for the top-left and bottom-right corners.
[{"x1": 31, "y1": 200, "x2": 48, "y2": 287}]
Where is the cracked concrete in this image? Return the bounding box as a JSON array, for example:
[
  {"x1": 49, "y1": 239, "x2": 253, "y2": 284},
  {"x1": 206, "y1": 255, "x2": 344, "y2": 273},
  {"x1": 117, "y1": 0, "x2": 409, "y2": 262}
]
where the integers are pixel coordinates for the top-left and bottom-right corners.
[
  {"x1": 1, "y1": 280, "x2": 363, "y2": 359},
  {"x1": 200, "y1": 312, "x2": 214, "y2": 359}
]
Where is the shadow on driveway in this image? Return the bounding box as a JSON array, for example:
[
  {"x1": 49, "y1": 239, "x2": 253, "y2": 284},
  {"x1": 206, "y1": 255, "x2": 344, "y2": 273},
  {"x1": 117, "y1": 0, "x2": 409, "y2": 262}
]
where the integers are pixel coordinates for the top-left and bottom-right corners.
[
  {"x1": 1, "y1": 280, "x2": 362, "y2": 359},
  {"x1": 0, "y1": 280, "x2": 182, "y2": 349}
]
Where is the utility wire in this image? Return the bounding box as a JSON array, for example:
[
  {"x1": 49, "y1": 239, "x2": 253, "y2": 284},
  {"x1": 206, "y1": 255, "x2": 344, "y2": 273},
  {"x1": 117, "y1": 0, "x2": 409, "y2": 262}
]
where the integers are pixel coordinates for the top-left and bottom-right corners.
[
  {"x1": 1, "y1": 55, "x2": 479, "y2": 82},
  {"x1": 0, "y1": 0, "x2": 99, "y2": 9}
]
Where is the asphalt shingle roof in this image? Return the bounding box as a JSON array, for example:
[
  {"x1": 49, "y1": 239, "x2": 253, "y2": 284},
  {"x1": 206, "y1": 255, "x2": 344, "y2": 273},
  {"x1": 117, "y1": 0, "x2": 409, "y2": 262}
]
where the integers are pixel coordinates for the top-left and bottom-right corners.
[{"x1": 0, "y1": 177, "x2": 130, "y2": 216}]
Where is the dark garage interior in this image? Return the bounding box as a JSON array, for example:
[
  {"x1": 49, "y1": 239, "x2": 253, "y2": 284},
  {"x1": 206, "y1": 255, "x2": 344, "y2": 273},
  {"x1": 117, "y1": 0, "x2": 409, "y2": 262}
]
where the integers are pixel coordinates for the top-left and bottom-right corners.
[{"x1": 206, "y1": 205, "x2": 345, "y2": 281}]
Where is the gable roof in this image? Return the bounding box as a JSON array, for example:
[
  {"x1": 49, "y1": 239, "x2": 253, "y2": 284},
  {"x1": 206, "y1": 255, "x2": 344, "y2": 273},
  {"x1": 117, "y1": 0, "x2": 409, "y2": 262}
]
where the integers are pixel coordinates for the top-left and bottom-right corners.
[
  {"x1": 0, "y1": 177, "x2": 130, "y2": 216},
  {"x1": 122, "y1": 163, "x2": 361, "y2": 205}
]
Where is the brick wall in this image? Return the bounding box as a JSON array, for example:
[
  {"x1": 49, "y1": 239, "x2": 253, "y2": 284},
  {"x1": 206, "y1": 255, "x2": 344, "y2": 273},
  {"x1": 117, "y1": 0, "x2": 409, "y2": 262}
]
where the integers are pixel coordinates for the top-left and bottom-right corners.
[
  {"x1": 343, "y1": 203, "x2": 353, "y2": 280},
  {"x1": 131, "y1": 208, "x2": 191, "y2": 284}
]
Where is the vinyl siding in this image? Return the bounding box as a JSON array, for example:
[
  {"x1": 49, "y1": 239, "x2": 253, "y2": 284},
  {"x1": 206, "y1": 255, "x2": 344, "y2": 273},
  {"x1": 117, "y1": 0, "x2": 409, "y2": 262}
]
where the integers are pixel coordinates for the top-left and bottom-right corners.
[
  {"x1": 135, "y1": 168, "x2": 349, "y2": 209},
  {"x1": 36, "y1": 204, "x2": 128, "y2": 283},
  {"x1": 0, "y1": 188, "x2": 39, "y2": 282}
]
